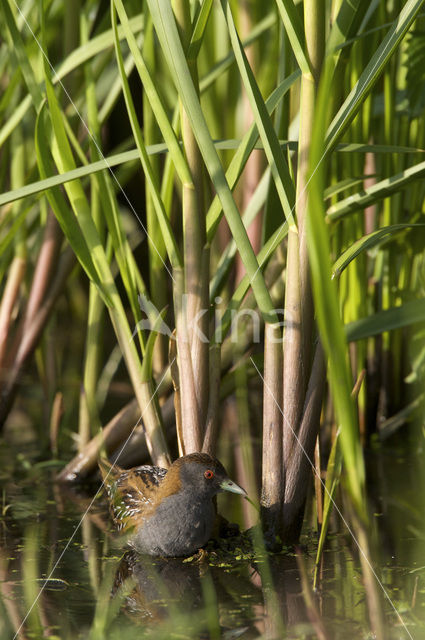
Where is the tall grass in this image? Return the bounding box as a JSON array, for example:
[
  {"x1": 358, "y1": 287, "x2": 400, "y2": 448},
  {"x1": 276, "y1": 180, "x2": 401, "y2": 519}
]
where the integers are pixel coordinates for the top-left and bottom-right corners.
[{"x1": 1, "y1": 1, "x2": 425, "y2": 635}]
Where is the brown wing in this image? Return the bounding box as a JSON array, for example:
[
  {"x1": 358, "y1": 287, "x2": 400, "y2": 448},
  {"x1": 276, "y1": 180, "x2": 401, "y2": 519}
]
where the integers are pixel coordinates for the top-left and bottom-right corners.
[{"x1": 98, "y1": 458, "x2": 167, "y2": 532}]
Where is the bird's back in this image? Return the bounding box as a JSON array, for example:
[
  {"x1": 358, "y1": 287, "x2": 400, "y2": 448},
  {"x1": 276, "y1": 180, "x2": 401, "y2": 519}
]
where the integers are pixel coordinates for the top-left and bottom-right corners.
[{"x1": 98, "y1": 458, "x2": 168, "y2": 532}]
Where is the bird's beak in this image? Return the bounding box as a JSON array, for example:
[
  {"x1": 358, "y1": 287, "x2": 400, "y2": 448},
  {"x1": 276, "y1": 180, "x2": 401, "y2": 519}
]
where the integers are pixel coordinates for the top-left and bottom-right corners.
[{"x1": 219, "y1": 478, "x2": 247, "y2": 497}]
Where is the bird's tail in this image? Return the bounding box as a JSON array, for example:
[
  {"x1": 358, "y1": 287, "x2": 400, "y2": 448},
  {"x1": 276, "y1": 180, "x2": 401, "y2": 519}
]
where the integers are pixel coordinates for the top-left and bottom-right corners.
[
  {"x1": 98, "y1": 456, "x2": 121, "y2": 485},
  {"x1": 98, "y1": 457, "x2": 131, "y2": 532}
]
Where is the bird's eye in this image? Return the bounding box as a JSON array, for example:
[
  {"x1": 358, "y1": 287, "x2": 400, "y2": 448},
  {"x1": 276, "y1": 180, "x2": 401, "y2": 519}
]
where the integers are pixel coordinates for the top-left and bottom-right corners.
[{"x1": 204, "y1": 469, "x2": 214, "y2": 480}]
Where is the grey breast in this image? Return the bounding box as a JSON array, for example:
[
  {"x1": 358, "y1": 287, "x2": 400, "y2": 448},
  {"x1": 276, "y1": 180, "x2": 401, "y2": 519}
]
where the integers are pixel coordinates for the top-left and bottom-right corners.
[{"x1": 131, "y1": 491, "x2": 216, "y2": 557}]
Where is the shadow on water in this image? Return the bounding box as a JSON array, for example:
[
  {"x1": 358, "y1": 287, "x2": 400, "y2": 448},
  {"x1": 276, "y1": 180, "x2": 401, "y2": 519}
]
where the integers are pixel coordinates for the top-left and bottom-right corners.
[{"x1": 0, "y1": 436, "x2": 424, "y2": 639}]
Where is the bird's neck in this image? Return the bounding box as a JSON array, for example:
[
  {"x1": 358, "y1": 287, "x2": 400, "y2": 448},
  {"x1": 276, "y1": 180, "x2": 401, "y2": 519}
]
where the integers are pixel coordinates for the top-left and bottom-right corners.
[{"x1": 154, "y1": 465, "x2": 183, "y2": 502}]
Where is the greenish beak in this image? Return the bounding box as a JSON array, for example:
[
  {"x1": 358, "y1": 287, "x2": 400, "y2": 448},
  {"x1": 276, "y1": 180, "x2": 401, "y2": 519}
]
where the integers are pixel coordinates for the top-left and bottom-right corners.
[{"x1": 219, "y1": 478, "x2": 247, "y2": 497}]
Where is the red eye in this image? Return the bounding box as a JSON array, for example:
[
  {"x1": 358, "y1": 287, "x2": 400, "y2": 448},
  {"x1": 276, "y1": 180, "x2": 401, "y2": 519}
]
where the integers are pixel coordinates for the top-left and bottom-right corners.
[{"x1": 204, "y1": 469, "x2": 214, "y2": 480}]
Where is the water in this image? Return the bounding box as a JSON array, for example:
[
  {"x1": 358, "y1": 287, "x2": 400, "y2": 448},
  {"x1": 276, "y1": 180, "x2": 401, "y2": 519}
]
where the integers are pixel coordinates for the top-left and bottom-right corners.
[{"x1": 0, "y1": 438, "x2": 424, "y2": 639}]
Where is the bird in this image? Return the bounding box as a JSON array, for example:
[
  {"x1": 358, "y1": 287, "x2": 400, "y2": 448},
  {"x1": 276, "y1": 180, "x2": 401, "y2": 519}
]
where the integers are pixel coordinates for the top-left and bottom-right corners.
[{"x1": 98, "y1": 452, "x2": 247, "y2": 557}]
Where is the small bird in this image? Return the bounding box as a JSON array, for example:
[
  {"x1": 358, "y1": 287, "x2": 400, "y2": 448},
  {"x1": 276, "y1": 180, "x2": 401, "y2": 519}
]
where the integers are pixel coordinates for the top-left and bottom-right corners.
[{"x1": 99, "y1": 452, "x2": 247, "y2": 557}]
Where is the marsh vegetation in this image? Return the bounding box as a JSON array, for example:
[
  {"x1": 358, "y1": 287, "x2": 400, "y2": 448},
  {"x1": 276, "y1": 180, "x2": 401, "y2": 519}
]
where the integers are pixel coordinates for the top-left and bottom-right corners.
[{"x1": 0, "y1": 0, "x2": 425, "y2": 638}]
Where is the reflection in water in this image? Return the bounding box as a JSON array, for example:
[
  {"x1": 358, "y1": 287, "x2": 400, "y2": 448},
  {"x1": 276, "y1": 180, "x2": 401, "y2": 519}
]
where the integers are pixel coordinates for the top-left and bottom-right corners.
[
  {"x1": 0, "y1": 439, "x2": 424, "y2": 639},
  {"x1": 110, "y1": 548, "x2": 336, "y2": 638},
  {"x1": 111, "y1": 550, "x2": 260, "y2": 637}
]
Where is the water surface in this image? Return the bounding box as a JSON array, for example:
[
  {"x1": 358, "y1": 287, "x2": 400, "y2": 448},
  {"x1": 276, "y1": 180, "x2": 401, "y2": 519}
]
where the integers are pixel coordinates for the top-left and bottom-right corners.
[{"x1": 0, "y1": 438, "x2": 424, "y2": 639}]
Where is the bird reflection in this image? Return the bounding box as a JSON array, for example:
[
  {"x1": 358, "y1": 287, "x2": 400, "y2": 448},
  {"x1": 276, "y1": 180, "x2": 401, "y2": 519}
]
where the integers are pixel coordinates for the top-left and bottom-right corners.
[{"x1": 111, "y1": 550, "x2": 260, "y2": 638}]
